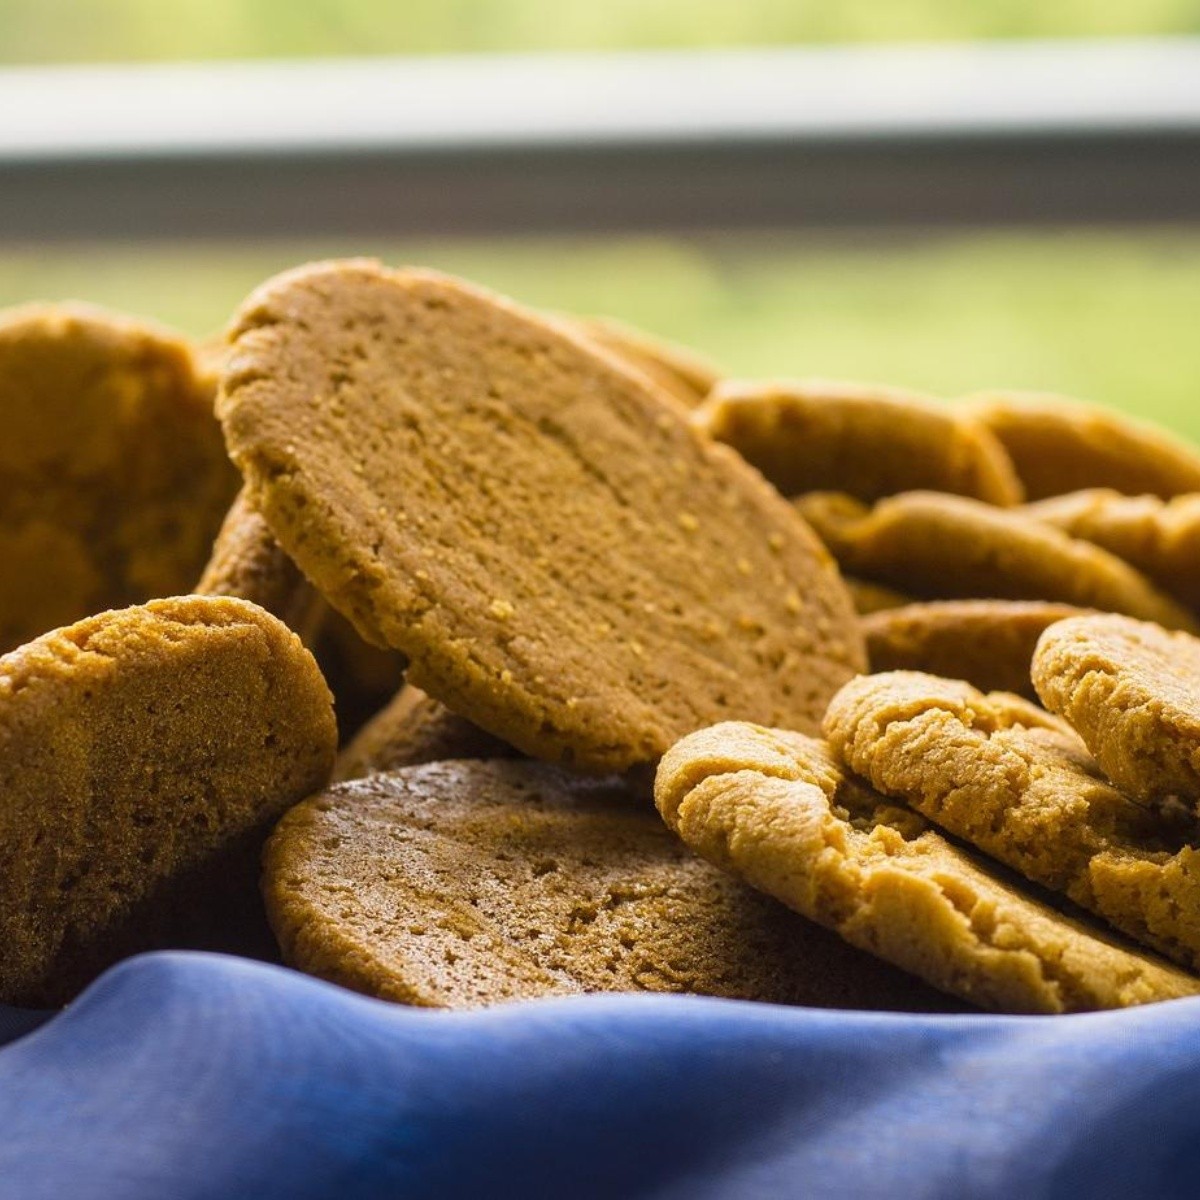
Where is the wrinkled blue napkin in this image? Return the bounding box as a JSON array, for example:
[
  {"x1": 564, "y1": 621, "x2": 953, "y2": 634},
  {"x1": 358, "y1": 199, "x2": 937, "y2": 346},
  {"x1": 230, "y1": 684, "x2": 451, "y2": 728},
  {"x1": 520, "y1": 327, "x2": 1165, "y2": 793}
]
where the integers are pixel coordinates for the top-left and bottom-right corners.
[{"x1": 0, "y1": 951, "x2": 1197, "y2": 1199}]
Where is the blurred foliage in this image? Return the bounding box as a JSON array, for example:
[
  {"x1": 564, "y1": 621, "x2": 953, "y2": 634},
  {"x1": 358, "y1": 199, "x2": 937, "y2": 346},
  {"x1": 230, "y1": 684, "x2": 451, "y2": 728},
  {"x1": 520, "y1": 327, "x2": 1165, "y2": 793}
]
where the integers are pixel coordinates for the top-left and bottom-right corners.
[
  {"x1": 0, "y1": 0, "x2": 1198, "y2": 64},
  {"x1": 3, "y1": 228, "x2": 1200, "y2": 440}
]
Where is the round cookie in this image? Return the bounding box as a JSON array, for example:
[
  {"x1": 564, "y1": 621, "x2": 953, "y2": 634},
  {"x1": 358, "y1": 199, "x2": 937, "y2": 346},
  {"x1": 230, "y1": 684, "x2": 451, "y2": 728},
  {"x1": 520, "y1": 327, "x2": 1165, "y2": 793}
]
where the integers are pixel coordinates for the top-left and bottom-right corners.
[
  {"x1": 0, "y1": 302, "x2": 240, "y2": 653},
  {"x1": 795, "y1": 490, "x2": 1198, "y2": 632},
  {"x1": 1033, "y1": 614, "x2": 1200, "y2": 809},
  {"x1": 825, "y1": 670, "x2": 1200, "y2": 973},
  {"x1": 0, "y1": 596, "x2": 336, "y2": 1006},
  {"x1": 863, "y1": 600, "x2": 1090, "y2": 699},
  {"x1": 966, "y1": 391, "x2": 1200, "y2": 501},
  {"x1": 656, "y1": 721, "x2": 1200, "y2": 1013},
  {"x1": 264, "y1": 758, "x2": 954, "y2": 1011},
  {"x1": 695, "y1": 379, "x2": 1022, "y2": 504},
  {"x1": 333, "y1": 685, "x2": 518, "y2": 782},
  {"x1": 1024, "y1": 489, "x2": 1200, "y2": 612},
  {"x1": 219, "y1": 261, "x2": 864, "y2": 771},
  {"x1": 573, "y1": 315, "x2": 721, "y2": 409}
]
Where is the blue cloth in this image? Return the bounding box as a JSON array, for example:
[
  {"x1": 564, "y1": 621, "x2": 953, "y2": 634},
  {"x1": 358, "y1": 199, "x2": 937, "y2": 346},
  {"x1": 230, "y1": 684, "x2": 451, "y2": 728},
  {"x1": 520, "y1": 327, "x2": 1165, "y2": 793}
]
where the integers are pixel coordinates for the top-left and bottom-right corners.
[{"x1": 0, "y1": 953, "x2": 1198, "y2": 1199}]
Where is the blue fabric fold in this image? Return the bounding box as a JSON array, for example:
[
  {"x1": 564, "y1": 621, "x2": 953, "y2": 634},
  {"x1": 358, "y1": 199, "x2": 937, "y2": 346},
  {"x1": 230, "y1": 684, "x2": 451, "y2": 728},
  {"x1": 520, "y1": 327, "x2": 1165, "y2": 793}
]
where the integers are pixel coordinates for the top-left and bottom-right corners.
[{"x1": 1, "y1": 952, "x2": 1198, "y2": 1199}]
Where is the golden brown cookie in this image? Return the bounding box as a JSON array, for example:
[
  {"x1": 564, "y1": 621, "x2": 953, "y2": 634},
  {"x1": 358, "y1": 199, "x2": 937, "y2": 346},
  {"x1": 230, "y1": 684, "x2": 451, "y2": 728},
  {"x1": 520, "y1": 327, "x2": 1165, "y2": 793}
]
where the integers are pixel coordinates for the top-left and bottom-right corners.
[
  {"x1": 197, "y1": 486, "x2": 325, "y2": 641},
  {"x1": 265, "y1": 758, "x2": 957, "y2": 1011},
  {"x1": 825, "y1": 669, "x2": 1200, "y2": 974},
  {"x1": 0, "y1": 302, "x2": 240, "y2": 653},
  {"x1": 0, "y1": 596, "x2": 336, "y2": 1006},
  {"x1": 1033, "y1": 614, "x2": 1200, "y2": 810},
  {"x1": 656, "y1": 721, "x2": 1200, "y2": 1013},
  {"x1": 863, "y1": 600, "x2": 1089, "y2": 699},
  {"x1": 696, "y1": 380, "x2": 1022, "y2": 504},
  {"x1": 219, "y1": 261, "x2": 864, "y2": 771},
  {"x1": 795, "y1": 490, "x2": 1198, "y2": 632},
  {"x1": 1024, "y1": 489, "x2": 1200, "y2": 612},
  {"x1": 966, "y1": 391, "x2": 1200, "y2": 501},
  {"x1": 197, "y1": 488, "x2": 407, "y2": 740},
  {"x1": 574, "y1": 315, "x2": 721, "y2": 408},
  {"x1": 334, "y1": 685, "x2": 518, "y2": 782},
  {"x1": 846, "y1": 577, "x2": 913, "y2": 615}
]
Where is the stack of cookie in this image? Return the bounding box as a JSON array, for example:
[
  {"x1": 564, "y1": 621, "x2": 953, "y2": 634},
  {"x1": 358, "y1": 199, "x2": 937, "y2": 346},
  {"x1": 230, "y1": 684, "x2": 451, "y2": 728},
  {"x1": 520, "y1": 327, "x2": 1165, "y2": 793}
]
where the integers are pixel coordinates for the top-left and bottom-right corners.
[{"x1": 5, "y1": 262, "x2": 1200, "y2": 1018}]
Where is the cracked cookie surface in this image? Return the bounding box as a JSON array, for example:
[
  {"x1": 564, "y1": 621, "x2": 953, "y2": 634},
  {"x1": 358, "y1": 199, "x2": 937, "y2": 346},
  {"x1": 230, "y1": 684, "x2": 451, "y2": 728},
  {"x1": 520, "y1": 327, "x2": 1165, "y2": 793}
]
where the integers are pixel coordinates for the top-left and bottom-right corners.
[
  {"x1": 263, "y1": 758, "x2": 953, "y2": 1010},
  {"x1": 1033, "y1": 614, "x2": 1200, "y2": 811},
  {"x1": 218, "y1": 260, "x2": 864, "y2": 770},
  {"x1": 656, "y1": 720, "x2": 1200, "y2": 1013},
  {"x1": 826, "y1": 670, "x2": 1200, "y2": 974}
]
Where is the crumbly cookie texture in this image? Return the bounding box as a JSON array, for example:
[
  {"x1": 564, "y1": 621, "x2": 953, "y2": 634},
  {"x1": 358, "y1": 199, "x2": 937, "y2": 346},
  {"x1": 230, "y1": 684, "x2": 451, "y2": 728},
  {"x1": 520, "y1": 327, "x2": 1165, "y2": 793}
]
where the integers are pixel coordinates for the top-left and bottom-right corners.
[
  {"x1": 863, "y1": 600, "x2": 1089, "y2": 699},
  {"x1": 218, "y1": 260, "x2": 864, "y2": 771},
  {"x1": 795, "y1": 490, "x2": 1199, "y2": 632},
  {"x1": 0, "y1": 596, "x2": 336, "y2": 1006},
  {"x1": 572, "y1": 314, "x2": 721, "y2": 408},
  {"x1": 1024, "y1": 489, "x2": 1200, "y2": 612},
  {"x1": 695, "y1": 379, "x2": 1022, "y2": 504},
  {"x1": 333, "y1": 685, "x2": 517, "y2": 782},
  {"x1": 655, "y1": 721, "x2": 1200, "y2": 1013},
  {"x1": 0, "y1": 302, "x2": 240, "y2": 652},
  {"x1": 1033, "y1": 614, "x2": 1200, "y2": 810},
  {"x1": 825, "y1": 669, "x2": 1200, "y2": 973},
  {"x1": 263, "y1": 759, "x2": 954, "y2": 1011},
  {"x1": 966, "y1": 391, "x2": 1200, "y2": 501}
]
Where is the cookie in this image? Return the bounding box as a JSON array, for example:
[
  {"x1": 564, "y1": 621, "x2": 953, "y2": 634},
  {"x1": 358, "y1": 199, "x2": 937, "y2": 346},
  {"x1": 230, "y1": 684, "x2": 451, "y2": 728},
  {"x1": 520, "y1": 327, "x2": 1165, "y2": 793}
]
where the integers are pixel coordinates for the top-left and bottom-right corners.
[
  {"x1": 0, "y1": 596, "x2": 336, "y2": 1006},
  {"x1": 264, "y1": 758, "x2": 956, "y2": 1011},
  {"x1": 695, "y1": 380, "x2": 1022, "y2": 504},
  {"x1": 1033, "y1": 614, "x2": 1200, "y2": 809},
  {"x1": 863, "y1": 600, "x2": 1089, "y2": 699},
  {"x1": 0, "y1": 303, "x2": 240, "y2": 652},
  {"x1": 656, "y1": 721, "x2": 1200, "y2": 1012},
  {"x1": 198, "y1": 489, "x2": 407, "y2": 739},
  {"x1": 795, "y1": 490, "x2": 1198, "y2": 632},
  {"x1": 845, "y1": 577, "x2": 913, "y2": 615},
  {"x1": 197, "y1": 487, "x2": 325, "y2": 642},
  {"x1": 825, "y1": 669, "x2": 1200, "y2": 973},
  {"x1": 219, "y1": 261, "x2": 864, "y2": 770},
  {"x1": 574, "y1": 315, "x2": 720, "y2": 408},
  {"x1": 334, "y1": 685, "x2": 517, "y2": 782},
  {"x1": 966, "y1": 391, "x2": 1200, "y2": 501},
  {"x1": 1024, "y1": 489, "x2": 1200, "y2": 612}
]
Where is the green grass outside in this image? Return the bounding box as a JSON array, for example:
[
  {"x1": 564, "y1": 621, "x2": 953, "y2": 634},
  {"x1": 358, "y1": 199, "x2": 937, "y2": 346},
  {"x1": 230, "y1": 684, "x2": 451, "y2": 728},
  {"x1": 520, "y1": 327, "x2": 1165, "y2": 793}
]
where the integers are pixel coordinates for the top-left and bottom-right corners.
[
  {"x1": 2, "y1": 0, "x2": 1199, "y2": 64},
  {"x1": 3, "y1": 228, "x2": 1199, "y2": 441}
]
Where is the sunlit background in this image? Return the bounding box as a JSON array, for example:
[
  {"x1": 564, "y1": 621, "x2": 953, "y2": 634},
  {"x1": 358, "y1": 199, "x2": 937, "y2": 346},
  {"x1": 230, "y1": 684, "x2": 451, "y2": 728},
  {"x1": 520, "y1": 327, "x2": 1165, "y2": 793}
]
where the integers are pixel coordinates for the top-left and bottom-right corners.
[{"x1": 3, "y1": 0, "x2": 1200, "y2": 437}]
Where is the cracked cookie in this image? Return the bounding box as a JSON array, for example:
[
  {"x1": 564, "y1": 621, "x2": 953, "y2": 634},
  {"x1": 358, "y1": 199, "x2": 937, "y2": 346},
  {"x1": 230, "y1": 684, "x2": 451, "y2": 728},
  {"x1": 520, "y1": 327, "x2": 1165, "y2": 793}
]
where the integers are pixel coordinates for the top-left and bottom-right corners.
[
  {"x1": 656, "y1": 720, "x2": 1200, "y2": 1012},
  {"x1": 825, "y1": 669, "x2": 1200, "y2": 974}
]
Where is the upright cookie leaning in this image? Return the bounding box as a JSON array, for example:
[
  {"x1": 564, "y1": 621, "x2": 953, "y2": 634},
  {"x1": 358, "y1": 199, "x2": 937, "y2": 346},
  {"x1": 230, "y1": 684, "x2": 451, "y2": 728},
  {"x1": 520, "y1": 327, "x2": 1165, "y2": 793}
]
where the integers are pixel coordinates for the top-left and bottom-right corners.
[
  {"x1": 218, "y1": 261, "x2": 864, "y2": 770},
  {"x1": 0, "y1": 596, "x2": 336, "y2": 1006}
]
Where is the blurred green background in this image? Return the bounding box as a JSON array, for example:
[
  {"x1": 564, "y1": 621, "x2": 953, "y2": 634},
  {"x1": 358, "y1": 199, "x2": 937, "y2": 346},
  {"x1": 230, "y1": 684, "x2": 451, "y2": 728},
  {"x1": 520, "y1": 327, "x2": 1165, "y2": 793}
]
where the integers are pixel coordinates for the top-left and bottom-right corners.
[{"x1": 3, "y1": 0, "x2": 1199, "y2": 439}]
